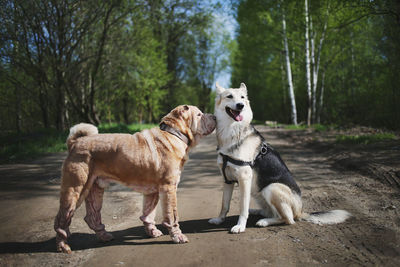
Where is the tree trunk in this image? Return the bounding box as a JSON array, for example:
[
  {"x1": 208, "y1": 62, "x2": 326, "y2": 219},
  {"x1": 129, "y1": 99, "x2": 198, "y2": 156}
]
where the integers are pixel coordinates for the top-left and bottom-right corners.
[
  {"x1": 38, "y1": 87, "x2": 49, "y2": 128},
  {"x1": 317, "y1": 69, "x2": 326, "y2": 124},
  {"x1": 88, "y1": 5, "x2": 114, "y2": 126},
  {"x1": 310, "y1": 15, "x2": 316, "y2": 124},
  {"x1": 281, "y1": 1, "x2": 298, "y2": 125},
  {"x1": 14, "y1": 87, "x2": 22, "y2": 133},
  {"x1": 304, "y1": 0, "x2": 312, "y2": 126},
  {"x1": 350, "y1": 31, "x2": 356, "y2": 105},
  {"x1": 199, "y1": 82, "x2": 211, "y2": 113},
  {"x1": 55, "y1": 87, "x2": 65, "y2": 130},
  {"x1": 122, "y1": 94, "x2": 129, "y2": 124},
  {"x1": 312, "y1": 18, "x2": 327, "y2": 124},
  {"x1": 146, "y1": 94, "x2": 154, "y2": 123}
]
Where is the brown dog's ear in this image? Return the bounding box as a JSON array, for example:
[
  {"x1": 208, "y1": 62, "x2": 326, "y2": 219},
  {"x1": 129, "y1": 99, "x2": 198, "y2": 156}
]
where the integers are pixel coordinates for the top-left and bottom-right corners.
[
  {"x1": 172, "y1": 108, "x2": 181, "y2": 118},
  {"x1": 173, "y1": 105, "x2": 189, "y2": 118},
  {"x1": 164, "y1": 105, "x2": 188, "y2": 122}
]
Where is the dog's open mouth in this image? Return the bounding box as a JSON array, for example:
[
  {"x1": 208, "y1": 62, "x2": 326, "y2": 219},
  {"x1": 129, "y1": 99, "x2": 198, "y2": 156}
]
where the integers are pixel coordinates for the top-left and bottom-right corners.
[{"x1": 225, "y1": 106, "x2": 243, "y2": 122}]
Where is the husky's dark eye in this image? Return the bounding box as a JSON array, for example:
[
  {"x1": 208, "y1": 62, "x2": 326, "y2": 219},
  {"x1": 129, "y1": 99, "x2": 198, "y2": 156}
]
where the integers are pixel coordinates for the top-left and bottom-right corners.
[
  {"x1": 241, "y1": 96, "x2": 245, "y2": 99},
  {"x1": 227, "y1": 95, "x2": 233, "y2": 99},
  {"x1": 197, "y1": 113, "x2": 201, "y2": 116}
]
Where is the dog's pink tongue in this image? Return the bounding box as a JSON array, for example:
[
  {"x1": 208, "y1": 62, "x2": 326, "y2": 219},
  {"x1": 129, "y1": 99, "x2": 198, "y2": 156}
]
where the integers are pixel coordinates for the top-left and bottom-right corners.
[{"x1": 235, "y1": 114, "x2": 243, "y2": 121}]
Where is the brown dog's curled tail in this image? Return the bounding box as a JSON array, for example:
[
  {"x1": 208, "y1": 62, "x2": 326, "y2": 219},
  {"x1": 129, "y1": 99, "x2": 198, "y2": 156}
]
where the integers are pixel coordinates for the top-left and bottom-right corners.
[{"x1": 67, "y1": 123, "x2": 98, "y2": 151}]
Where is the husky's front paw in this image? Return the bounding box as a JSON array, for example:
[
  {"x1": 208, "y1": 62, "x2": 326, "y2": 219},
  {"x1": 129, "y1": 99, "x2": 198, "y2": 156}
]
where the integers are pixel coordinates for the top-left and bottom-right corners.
[
  {"x1": 208, "y1": 217, "x2": 225, "y2": 225},
  {"x1": 230, "y1": 224, "x2": 246, "y2": 234}
]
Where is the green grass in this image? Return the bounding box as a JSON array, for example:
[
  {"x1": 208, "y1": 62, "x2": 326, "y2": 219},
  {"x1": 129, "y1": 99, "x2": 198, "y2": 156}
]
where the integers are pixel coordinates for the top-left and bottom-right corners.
[
  {"x1": 336, "y1": 133, "x2": 397, "y2": 144},
  {"x1": 251, "y1": 119, "x2": 266, "y2": 125},
  {"x1": 0, "y1": 123, "x2": 156, "y2": 163},
  {"x1": 284, "y1": 124, "x2": 334, "y2": 132},
  {"x1": 0, "y1": 129, "x2": 68, "y2": 163},
  {"x1": 313, "y1": 124, "x2": 329, "y2": 132},
  {"x1": 284, "y1": 124, "x2": 308, "y2": 130}
]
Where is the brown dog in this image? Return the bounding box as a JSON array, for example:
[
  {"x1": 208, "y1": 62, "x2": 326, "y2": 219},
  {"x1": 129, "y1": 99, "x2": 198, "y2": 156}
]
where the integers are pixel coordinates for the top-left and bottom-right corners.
[{"x1": 54, "y1": 105, "x2": 216, "y2": 253}]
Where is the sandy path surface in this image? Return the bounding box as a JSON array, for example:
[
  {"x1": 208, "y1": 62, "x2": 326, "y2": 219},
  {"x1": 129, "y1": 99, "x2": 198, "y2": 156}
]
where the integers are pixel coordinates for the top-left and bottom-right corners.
[{"x1": 1, "y1": 127, "x2": 399, "y2": 266}]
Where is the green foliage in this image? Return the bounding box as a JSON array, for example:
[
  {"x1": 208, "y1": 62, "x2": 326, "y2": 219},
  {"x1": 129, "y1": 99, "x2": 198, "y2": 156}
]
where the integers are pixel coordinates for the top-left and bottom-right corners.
[
  {"x1": 231, "y1": 0, "x2": 400, "y2": 130},
  {"x1": 0, "y1": 0, "x2": 227, "y2": 133},
  {"x1": 313, "y1": 124, "x2": 330, "y2": 132},
  {"x1": 232, "y1": 0, "x2": 290, "y2": 123},
  {"x1": 336, "y1": 133, "x2": 397, "y2": 144},
  {"x1": 96, "y1": 10, "x2": 170, "y2": 124},
  {"x1": 98, "y1": 123, "x2": 156, "y2": 134}
]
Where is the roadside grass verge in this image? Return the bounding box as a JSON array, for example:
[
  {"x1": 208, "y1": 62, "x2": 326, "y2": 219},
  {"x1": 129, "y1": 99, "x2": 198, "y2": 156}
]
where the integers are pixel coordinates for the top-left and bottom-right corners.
[
  {"x1": 336, "y1": 133, "x2": 397, "y2": 145},
  {"x1": 0, "y1": 129, "x2": 68, "y2": 163},
  {"x1": 98, "y1": 123, "x2": 156, "y2": 133},
  {"x1": 284, "y1": 124, "x2": 333, "y2": 131},
  {"x1": 285, "y1": 124, "x2": 308, "y2": 130},
  {"x1": 0, "y1": 123, "x2": 156, "y2": 163}
]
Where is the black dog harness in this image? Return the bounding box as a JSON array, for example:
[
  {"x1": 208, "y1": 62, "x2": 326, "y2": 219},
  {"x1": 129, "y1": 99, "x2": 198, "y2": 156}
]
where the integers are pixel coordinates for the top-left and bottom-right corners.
[{"x1": 219, "y1": 142, "x2": 269, "y2": 184}]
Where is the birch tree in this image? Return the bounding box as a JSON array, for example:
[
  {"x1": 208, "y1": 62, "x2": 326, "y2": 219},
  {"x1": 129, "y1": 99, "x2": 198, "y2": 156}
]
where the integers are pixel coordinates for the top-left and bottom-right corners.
[
  {"x1": 305, "y1": 0, "x2": 329, "y2": 125},
  {"x1": 304, "y1": 0, "x2": 312, "y2": 126},
  {"x1": 317, "y1": 68, "x2": 326, "y2": 124},
  {"x1": 281, "y1": 0, "x2": 297, "y2": 125},
  {"x1": 311, "y1": 4, "x2": 328, "y2": 123}
]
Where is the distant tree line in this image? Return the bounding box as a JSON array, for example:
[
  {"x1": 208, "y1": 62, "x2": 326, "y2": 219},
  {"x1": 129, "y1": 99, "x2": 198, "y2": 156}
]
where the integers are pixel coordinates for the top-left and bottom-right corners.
[
  {"x1": 231, "y1": 0, "x2": 400, "y2": 130},
  {"x1": 0, "y1": 0, "x2": 230, "y2": 132}
]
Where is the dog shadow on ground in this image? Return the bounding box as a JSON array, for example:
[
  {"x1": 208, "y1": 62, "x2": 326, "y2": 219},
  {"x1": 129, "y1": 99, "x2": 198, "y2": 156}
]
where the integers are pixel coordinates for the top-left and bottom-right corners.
[{"x1": 0, "y1": 215, "x2": 264, "y2": 254}]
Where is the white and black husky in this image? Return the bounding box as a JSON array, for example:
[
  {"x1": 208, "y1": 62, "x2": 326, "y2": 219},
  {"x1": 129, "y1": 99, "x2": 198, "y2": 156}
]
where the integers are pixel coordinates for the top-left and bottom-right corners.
[{"x1": 208, "y1": 82, "x2": 351, "y2": 233}]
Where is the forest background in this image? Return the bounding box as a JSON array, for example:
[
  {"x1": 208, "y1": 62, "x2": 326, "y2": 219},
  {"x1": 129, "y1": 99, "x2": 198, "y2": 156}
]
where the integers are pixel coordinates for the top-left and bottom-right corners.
[{"x1": 1, "y1": 0, "x2": 399, "y2": 135}]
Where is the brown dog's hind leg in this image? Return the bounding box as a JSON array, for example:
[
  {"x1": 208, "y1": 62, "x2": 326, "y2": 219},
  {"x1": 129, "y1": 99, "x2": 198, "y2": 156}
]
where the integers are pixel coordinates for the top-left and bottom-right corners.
[
  {"x1": 160, "y1": 186, "x2": 188, "y2": 244},
  {"x1": 140, "y1": 192, "x2": 163, "y2": 238},
  {"x1": 84, "y1": 181, "x2": 114, "y2": 242},
  {"x1": 54, "y1": 187, "x2": 81, "y2": 253}
]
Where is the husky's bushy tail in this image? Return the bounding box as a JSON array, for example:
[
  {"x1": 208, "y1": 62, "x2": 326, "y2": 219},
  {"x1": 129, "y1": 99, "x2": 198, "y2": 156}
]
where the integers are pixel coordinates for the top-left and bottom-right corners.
[
  {"x1": 301, "y1": 210, "x2": 351, "y2": 225},
  {"x1": 67, "y1": 123, "x2": 98, "y2": 151}
]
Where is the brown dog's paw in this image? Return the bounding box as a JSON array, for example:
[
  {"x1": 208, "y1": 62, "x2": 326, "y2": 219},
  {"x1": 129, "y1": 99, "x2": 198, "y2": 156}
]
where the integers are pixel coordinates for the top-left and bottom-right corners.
[
  {"x1": 57, "y1": 241, "x2": 72, "y2": 254},
  {"x1": 171, "y1": 233, "x2": 189, "y2": 244},
  {"x1": 96, "y1": 231, "x2": 114, "y2": 242},
  {"x1": 148, "y1": 228, "x2": 163, "y2": 238},
  {"x1": 144, "y1": 224, "x2": 163, "y2": 238}
]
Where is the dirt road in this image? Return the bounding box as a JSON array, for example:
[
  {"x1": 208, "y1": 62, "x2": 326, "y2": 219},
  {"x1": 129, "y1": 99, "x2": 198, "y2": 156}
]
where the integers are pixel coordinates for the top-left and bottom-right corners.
[{"x1": 1, "y1": 127, "x2": 399, "y2": 266}]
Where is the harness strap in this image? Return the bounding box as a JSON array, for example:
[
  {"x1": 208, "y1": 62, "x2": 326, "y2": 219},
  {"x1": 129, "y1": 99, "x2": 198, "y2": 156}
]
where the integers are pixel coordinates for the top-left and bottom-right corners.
[
  {"x1": 219, "y1": 142, "x2": 269, "y2": 184},
  {"x1": 219, "y1": 153, "x2": 252, "y2": 184},
  {"x1": 159, "y1": 122, "x2": 190, "y2": 146}
]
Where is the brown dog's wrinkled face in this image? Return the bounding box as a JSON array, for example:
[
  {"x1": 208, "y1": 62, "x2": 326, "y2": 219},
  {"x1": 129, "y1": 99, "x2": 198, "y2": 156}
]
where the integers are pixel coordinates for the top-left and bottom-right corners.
[{"x1": 161, "y1": 105, "x2": 216, "y2": 146}]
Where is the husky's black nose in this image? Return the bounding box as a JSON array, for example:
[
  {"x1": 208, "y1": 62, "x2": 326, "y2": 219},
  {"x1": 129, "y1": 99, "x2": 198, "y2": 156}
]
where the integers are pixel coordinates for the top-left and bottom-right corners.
[{"x1": 236, "y1": 103, "x2": 244, "y2": 110}]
